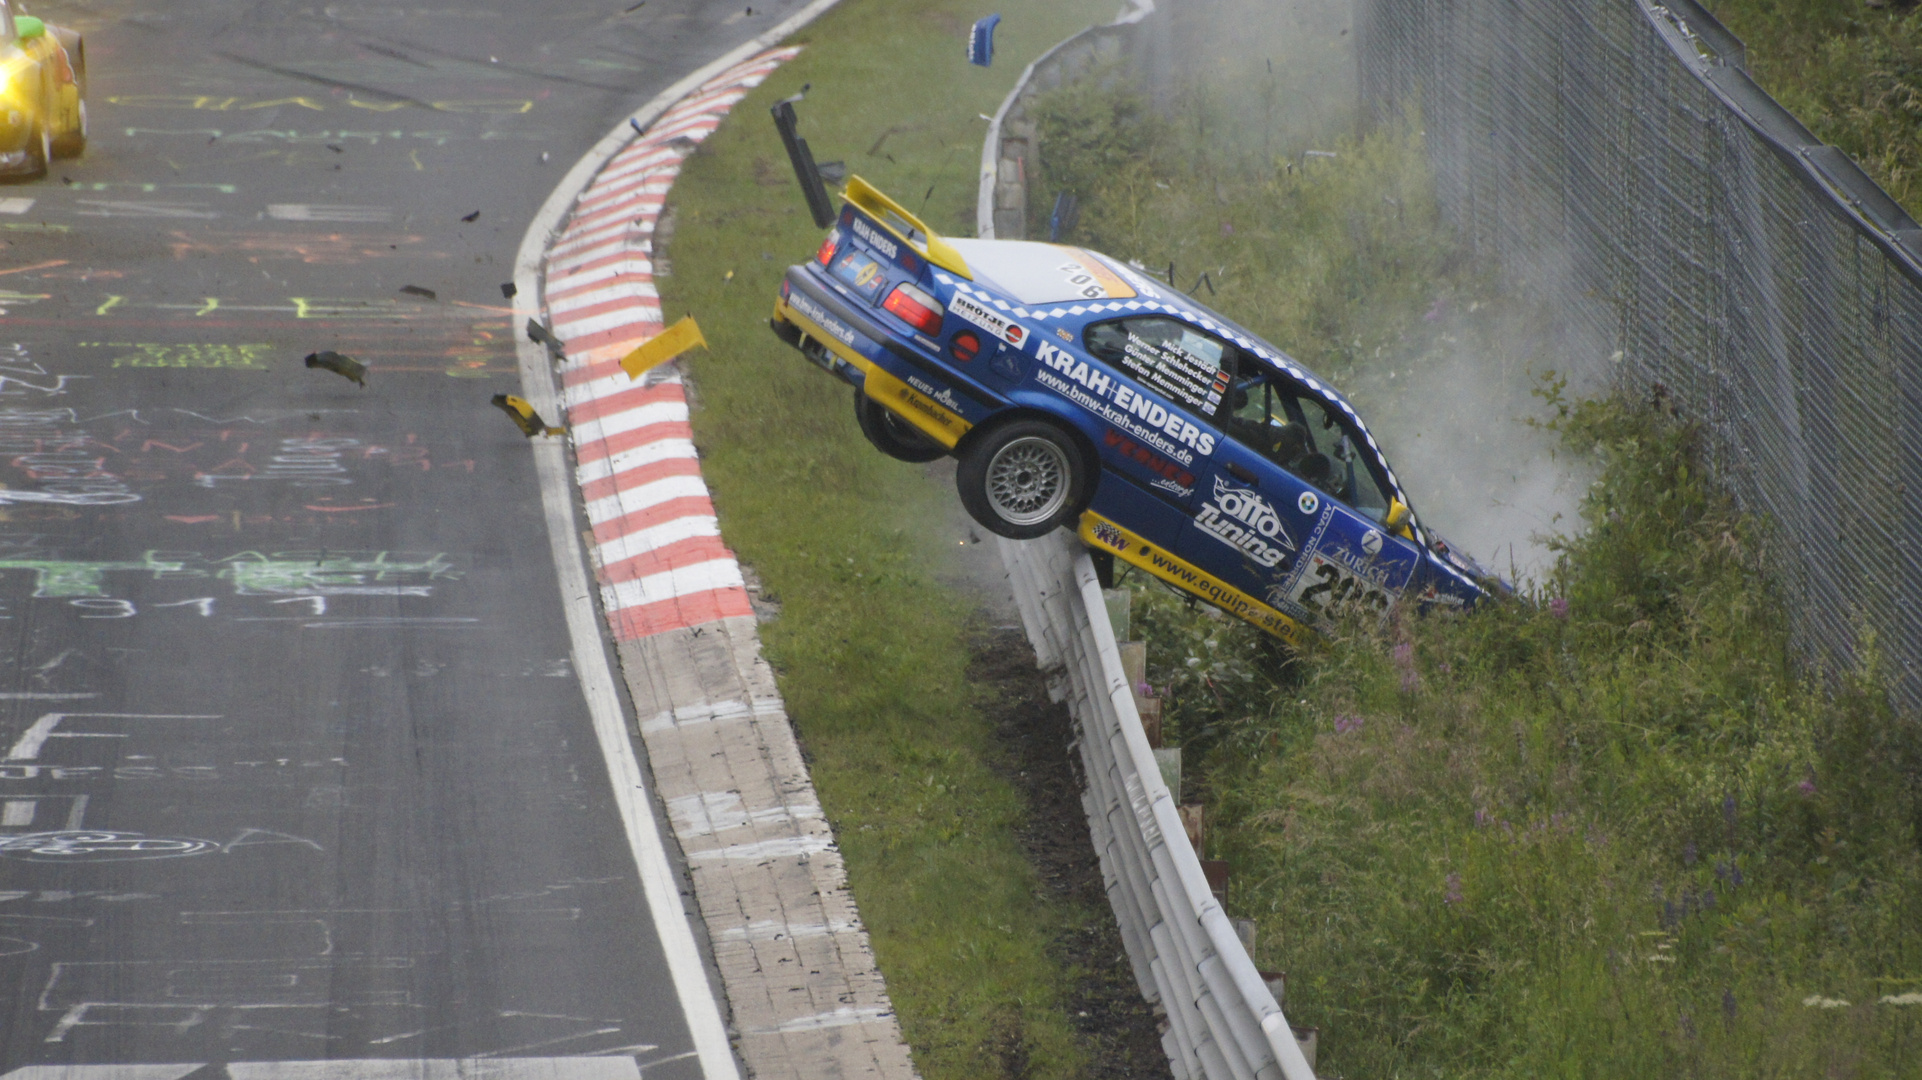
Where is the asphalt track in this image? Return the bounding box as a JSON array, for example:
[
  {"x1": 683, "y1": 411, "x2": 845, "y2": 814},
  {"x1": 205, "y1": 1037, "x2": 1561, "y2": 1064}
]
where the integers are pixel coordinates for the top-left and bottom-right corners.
[{"x1": 0, "y1": 0, "x2": 811, "y2": 1071}]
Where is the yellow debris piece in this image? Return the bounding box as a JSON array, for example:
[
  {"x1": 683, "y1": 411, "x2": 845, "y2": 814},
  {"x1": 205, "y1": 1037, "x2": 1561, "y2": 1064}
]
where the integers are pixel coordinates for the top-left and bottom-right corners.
[
  {"x1": 620, "y1": 315, "x2": 708, "y2": 381},
  {"x1": 491, "y1": 393, "x2": 564, "y2": 437}
]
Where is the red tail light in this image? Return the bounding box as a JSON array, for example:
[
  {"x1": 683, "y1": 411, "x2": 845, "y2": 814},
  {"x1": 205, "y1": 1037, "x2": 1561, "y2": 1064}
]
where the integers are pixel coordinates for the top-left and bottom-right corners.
[
  {"x1": 882, "y1": 282, "x2": 944, "y2": 334},
  {"x1": 816, "y1": 234, "x2": 839, "y2": 265}
]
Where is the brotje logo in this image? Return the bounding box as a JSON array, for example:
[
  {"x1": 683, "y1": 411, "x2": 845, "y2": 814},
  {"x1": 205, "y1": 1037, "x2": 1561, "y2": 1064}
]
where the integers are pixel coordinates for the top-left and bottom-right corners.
[
  {"x1": 1194, "y1": 475, "x2": 1294, "y2": 569},
  {"x1": 950, "y1": 293, "x2": 1027, "y2": 346},
  {"x1": 1032, "y1": 340, "x2": 1217, "y2": 457}
]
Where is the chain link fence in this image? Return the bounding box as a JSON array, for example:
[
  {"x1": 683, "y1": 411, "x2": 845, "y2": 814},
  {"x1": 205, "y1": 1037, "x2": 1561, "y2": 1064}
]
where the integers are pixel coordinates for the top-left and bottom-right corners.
[{"x1": 1356, "y1": 0, "x2": 1922, "y2": 714}]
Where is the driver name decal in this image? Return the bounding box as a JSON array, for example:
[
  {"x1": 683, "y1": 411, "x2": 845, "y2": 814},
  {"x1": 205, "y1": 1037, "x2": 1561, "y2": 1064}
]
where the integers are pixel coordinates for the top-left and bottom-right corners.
[{"x1": 1194, "y1": 476, "x2": 1293, "y2": 568}]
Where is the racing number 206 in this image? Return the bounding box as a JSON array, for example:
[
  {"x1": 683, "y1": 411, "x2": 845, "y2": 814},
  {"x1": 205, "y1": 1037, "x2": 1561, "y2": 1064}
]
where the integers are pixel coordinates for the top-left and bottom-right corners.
[{"x1": 1290, "y1": 554, "x2": 1392, "y2": 620}]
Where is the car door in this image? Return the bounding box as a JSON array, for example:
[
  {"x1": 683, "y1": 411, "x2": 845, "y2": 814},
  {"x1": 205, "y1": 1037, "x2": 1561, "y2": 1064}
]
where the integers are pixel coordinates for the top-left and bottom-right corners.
[
  {"x1": 1183, "y1": 359, "x2": 1425, "y2": 629},
  {"x1": 1078, "y1": 314, "x2": 1233, "y2": 514}
]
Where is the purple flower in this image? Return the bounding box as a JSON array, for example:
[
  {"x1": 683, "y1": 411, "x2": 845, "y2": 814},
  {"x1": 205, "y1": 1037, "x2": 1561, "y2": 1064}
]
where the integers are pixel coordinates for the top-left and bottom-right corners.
[
  {"x1": 1392, "y1": 643, "x2": 1417, "y2": 693},
  {"x1": 1683, "y1": 840, "x2": 1697, "y2": 866},
  {"x1": 1220, "y1": 221, "x2": 1235, "y2": 237},
  {"x1": 1424, "y1": 298, "x2": 1447, "y2": 322},
  {"x1": 1797, "y1": 776, "x2": 1817, "y2": 797},
  {"x1": 1548, "y1": 597, "x2": 1569, "y2": 619},
  {"x1": 1334, "y1": 715, "x2": 1363, "y2": 735},
  {"x1": 1443, "y1": 872, "x2": 1463, "y2": 905},
  {"x1": 1722, "y1": 793, "x2": 1738, "y2": 833},
  {"x1": 1137, "y1": 681, "x2": 1156, "y2": 699},
  {"x1": 1474, "y1": 808, "x2": 1490, "y2": 829}
]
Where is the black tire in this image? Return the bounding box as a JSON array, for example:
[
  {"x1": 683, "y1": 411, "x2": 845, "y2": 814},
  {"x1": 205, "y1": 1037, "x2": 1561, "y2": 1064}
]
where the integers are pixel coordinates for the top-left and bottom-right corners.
[
  {"x1": 51, "y1": 100, "x2": 85, "y2": 160},
  {"x1": 955, "y1": 418, "x2": 1093, "y2": 540},
  {"x1": 854, "y1": 389, "x2": 946, "y2": 463},
  {"x1": 23, "y1": 123, "x2": 48, "y2": 179}
]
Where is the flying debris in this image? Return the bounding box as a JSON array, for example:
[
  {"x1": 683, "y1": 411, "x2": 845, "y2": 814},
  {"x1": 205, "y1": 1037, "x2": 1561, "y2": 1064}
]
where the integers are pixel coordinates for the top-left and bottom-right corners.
[
  {"x1": 460, "y1": 210, "x2": 480, "y2": 223},
  {"x1": 399, "y1": 284, "x2": 437, "y2": 300},
  {"x1": 501, "y1": 282, "x2": 518, "y2": 299},
  {"x1": 526, "y1": 318, "x2": 566, "y2": 361},
  {"x1": 304, "y1": 350, "x2": 367, "y2": 388},
  {"x1": 620, "y1": 314, "x2": 707, "y2": 380},
  {"x1": 969, "y1": 14, "x2": 1001, "y2": 67},
  {"x1": 491, "y1": 393, "x2": 565, "y2": 437}
]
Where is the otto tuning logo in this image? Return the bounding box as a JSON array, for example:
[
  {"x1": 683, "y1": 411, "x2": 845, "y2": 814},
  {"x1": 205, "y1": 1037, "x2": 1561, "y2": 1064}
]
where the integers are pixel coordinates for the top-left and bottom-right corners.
[{"x1": 1193, "y1": 476, "x2": 1294, "y2": 569}]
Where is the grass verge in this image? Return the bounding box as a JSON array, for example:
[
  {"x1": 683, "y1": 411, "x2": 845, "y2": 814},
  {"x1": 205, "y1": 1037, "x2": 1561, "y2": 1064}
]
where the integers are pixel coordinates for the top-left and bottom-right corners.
[
  {"x1": 655, "y1": 2, "x2": 1135, "y2": 1078},
  {"x1": 1039, "y1": 65, "x2": 1922, "y2": 1078}
]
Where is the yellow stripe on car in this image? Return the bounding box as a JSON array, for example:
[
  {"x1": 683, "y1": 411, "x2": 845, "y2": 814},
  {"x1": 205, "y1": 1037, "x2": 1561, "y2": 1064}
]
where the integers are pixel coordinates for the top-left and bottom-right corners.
[
  {"x1": 1078, "y1": 511, "x2": 1315, "y2": 648},
  {"x1": 775, "y1": 296, "x2": 972, "y2": 449}
]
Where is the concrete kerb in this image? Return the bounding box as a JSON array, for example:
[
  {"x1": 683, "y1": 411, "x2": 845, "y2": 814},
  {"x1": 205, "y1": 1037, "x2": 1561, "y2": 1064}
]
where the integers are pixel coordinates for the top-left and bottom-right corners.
[{"x1": 511, "y1": 4, "x2": 919, "y2": 1080}]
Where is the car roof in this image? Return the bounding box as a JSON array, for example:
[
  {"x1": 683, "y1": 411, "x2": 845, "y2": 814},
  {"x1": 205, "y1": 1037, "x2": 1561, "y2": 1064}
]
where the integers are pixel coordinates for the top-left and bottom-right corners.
[{"x1": 934, "y1": 238, "x2": 1419, "y2": 533}]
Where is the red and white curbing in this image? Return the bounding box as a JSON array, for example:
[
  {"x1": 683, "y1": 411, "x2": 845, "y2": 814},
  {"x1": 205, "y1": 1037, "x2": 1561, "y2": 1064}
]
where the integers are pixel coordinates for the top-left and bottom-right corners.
[
  {"x1": 543, "y1": 48, "x2": 800, "y2": 640},
  {"x1": 529, "y1": 41, "x2": 918, "y2": 1080}
]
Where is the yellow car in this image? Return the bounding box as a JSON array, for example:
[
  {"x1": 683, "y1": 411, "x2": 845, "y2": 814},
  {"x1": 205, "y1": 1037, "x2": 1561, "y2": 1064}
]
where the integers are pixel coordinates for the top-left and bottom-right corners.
[{"x1": 0, "y1": 0, "x2": 84, "y2": 178}]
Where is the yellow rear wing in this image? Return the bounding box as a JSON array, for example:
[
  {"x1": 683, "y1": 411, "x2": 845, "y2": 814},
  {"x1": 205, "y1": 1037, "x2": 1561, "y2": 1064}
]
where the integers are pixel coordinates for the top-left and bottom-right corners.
[{"x1": 844, "y1": 175, "x2": 972, "y2": 280}]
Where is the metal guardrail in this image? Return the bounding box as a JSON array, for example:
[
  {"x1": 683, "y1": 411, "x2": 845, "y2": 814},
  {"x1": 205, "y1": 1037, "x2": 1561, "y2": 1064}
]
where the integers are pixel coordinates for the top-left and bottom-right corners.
[
  {"x1": 975, "y1": 0, "x2": 1154, "y2": 242},
  {"x1": 978, "y1": 8, "x2": 1316, "y2": 1077},
  {"x1": 997, "y1": 533, "x2": 1317, "y2": 1080},
  {"x1": 1356, "y1": 0, "x2": 1922, "y2": 713}
]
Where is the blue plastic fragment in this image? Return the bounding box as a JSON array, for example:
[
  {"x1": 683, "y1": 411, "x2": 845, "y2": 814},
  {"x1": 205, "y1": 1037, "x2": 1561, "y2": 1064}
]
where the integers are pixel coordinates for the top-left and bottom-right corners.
[{"x1": 969, "y1": 14, "x2": 1001, "y2": 67}]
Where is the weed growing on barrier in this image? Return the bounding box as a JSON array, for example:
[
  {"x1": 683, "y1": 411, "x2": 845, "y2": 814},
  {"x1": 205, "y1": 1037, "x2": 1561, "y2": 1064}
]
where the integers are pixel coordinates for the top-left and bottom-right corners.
[
  {"x1": 653, "y1": 2, "x2": 1147, "y2": 1079},
  {"x1": 1706, "y1": 0, "x2": 1922, "y2": 214}
]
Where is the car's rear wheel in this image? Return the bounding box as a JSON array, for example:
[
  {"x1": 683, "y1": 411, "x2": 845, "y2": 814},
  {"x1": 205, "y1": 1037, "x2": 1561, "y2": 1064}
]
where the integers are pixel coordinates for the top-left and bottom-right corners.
[
  {"x1": 853, "y1": 389, "x2": 946, "y2": 463},
  {"x1": 956, "y1": 419, "x2": 1092, "y2": 539}
]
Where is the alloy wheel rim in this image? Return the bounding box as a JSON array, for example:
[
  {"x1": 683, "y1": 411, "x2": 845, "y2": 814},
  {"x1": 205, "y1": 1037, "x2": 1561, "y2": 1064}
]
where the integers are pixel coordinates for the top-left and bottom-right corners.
[{"x1": 985, "y1": 436, "x2": 1070, "y2": 526}]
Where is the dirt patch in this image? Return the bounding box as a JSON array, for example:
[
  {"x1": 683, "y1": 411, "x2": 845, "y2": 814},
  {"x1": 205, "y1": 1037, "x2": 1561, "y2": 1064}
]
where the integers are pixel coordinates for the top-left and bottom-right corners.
[{"x1": 972, "y1": 626, "x2": 1175, "y2": 1080}]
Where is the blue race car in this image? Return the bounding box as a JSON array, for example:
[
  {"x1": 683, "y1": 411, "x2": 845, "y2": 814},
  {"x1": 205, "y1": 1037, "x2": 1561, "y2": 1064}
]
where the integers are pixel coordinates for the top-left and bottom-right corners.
[{"x1": 770, "y1": 177, "x2": 1494, "y2": 645}]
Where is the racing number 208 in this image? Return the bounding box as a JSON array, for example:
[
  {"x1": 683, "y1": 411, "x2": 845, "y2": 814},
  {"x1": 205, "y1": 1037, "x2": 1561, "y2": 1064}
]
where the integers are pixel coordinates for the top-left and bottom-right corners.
[{"x1": 1292, "y1": 556, "x2": 1391, "y2": 619}]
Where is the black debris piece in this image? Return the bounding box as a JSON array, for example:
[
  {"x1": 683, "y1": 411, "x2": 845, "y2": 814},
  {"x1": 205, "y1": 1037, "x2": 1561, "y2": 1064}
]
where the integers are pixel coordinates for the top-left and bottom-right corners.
[
  {"x1": 326, "y1": 144, "x2": 344, "y2": 153},
  {"x1": 460, "y1": 210, "x2": 480, "y2": 223},
  {"x1": 526, "y1": 318, "x2": 566, "y2": 360},
  {"x1": 500, "y1": 282, "x2": 518, "y2": 299},
  {"x1": 305, "y1": 351, "x2": 368, "y2": 388},
  {"x1": 399, "y1": 285, "x2": 437, "y2": 300}
]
